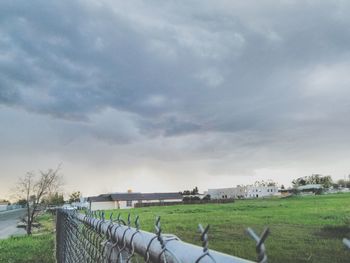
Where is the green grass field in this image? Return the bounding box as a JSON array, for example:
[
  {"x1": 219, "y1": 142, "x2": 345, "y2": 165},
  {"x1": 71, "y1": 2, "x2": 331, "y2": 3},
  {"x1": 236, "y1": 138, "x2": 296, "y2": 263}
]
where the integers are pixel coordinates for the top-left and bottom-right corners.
[
  {"x1": 103, "y1": 193, "x2": 350, "y2": 263},
  {"x1": 0, "y1": 194, "x2": 348, "y2": 262},
  {"x1": 0, "y1": 213, "x2": 55, "y2": 263}
]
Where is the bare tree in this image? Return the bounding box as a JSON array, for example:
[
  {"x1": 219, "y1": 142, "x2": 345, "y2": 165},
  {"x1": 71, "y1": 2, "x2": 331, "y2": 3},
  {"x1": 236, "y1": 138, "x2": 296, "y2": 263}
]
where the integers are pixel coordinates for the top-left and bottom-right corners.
[{"x1": 16, "y1": 165, "x2": 63, "y2": 235}]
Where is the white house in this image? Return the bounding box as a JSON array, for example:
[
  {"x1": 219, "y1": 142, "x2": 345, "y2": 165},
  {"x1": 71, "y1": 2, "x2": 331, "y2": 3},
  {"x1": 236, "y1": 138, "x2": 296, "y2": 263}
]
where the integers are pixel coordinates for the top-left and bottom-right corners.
[
  {"x1": 88, "y1": 192, "x2": 183, "y2": 210},
  {"x1": 244, "y1": 185, "x2": 279, "y2": 198},
  {"x1": 207, "y1": 185, "x2": 279, "y2": 199},
  {"x1": 206, "y1": 187, "x2": 242, "y2": 199}
]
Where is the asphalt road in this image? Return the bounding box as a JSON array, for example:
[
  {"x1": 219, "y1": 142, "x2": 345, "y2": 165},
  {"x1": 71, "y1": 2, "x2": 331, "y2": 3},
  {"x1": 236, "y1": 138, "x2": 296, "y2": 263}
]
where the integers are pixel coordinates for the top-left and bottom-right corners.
[{"x1": 0, "y1": 209, "x2": 26, "y2": 239}]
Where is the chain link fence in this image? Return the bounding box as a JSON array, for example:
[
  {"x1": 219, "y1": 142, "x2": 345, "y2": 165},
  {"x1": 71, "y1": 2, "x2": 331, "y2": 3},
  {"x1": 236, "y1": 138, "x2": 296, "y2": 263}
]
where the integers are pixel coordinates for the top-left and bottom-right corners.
[{"x1": 56, "y1": 209, "x2": 270, "y2": 263}]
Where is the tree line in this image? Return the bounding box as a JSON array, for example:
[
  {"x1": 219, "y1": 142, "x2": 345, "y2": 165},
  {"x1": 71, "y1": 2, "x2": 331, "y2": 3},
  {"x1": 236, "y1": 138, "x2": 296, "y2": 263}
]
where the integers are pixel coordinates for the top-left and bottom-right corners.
[{"x1": 292, "y1": 174, "x2": 350, "y2": 189}]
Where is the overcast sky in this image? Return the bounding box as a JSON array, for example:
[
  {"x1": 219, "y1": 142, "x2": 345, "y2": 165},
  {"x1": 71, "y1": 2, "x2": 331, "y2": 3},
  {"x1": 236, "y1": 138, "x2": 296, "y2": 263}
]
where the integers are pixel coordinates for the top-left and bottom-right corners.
[{"x1": 1, "y1": 0, "x2": 350, "y2": 198}]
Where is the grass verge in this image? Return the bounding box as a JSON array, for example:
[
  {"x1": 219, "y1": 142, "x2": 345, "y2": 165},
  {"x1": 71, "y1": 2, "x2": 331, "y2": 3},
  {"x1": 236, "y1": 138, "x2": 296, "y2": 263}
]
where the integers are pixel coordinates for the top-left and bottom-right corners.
[
  {"x1": 0, "y1": 213, "x2": 55, "y2": 263},
  {"x1": 103, "y1": 193, "x2": 350, "y2": 263}
]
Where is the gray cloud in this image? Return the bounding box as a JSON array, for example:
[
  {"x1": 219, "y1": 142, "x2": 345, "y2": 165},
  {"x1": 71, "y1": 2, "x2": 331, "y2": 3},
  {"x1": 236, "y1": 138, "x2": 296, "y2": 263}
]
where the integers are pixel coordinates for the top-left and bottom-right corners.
[{"x1": 1, "y1": 1, "x2": 350, "y2": 196}]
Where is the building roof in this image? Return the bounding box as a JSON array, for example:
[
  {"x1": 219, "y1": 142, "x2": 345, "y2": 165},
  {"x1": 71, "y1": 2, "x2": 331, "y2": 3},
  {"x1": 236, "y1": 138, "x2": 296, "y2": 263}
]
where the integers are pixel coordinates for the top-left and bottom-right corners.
[
  {"x1": 88, "y1": 192, "x2": 182, "y2": 202},
  {"x1": 88, "y1": 194, "x2": 113, "y2": 202},
  {"x1": 297, "y1": 184, "x2": 323, "y2": 191}
]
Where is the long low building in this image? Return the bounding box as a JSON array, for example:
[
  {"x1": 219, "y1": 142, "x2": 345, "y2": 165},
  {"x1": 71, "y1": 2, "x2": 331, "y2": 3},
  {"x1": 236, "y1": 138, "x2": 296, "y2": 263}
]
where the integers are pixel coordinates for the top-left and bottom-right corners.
[
  {"x1": 88, "y1": 192, "x2": 183, "y2": 210},
  {"x1": 207, "y1": 185, "x2": 279, "y2": 199}
]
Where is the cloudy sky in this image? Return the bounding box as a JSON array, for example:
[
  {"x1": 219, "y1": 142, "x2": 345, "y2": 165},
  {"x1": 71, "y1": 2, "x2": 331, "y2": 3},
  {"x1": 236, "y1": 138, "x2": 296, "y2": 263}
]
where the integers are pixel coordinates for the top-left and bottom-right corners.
[{"x1": 1, "y1": 0, "x2": 350, "y2": 198}]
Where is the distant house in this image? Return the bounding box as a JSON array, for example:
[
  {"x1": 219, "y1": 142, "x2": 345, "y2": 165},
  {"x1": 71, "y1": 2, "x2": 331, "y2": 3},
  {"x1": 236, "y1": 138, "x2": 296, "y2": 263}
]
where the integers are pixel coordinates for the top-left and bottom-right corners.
[
  {"x1": 88, "y1": 192, "x2": 183, "y2": 210},
  {"x1": 207, "y1": 185, "x2": 279, "y2": 199}
]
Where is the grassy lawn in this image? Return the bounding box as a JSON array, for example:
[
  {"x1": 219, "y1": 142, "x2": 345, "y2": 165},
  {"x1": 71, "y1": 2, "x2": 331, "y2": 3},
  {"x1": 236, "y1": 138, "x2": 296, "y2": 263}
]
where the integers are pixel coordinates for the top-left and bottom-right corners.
[
  {"x1": 102, "y1": 193, "x2": 350, "y2": 263},
  {"x1": 1, "y1": 194, "x2": 348, "y2": 262},
  {"x1": 0, "y1": 213, "x2": 55, "y2": 263}
]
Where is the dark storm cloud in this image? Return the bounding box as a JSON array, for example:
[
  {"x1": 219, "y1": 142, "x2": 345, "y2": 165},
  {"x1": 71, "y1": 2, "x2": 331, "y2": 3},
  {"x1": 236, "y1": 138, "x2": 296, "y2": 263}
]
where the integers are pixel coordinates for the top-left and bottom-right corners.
[
  {"x1": 1, "y1": 0, "x2": 350, "y2": 144},
  {"x1": 3, "y1": 0, "x2": 350, "y2": 198}
]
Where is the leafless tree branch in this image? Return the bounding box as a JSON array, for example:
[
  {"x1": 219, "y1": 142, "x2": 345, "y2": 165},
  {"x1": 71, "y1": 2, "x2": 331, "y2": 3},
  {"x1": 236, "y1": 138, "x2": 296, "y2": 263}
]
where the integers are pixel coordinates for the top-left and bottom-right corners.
[{"x1": 15, "y1": 165, "x2": 63, "y2": 235}]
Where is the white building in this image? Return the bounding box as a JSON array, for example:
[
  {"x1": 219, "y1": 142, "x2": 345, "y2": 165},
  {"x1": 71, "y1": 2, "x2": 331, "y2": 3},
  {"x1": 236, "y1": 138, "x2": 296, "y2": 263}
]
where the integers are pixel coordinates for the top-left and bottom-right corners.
[
  {"x1": 88, "y1": 192, "x2": 183, "y2": 210},
  {"x1": 207, "y1": 185, "x2": 279, "y2": 199},
  {"x1": 244, "y1": 185, "x2": 279, "y2": 198},
  {"x1": 206, "y1": 187, "x2": 243, "y2": 199}
]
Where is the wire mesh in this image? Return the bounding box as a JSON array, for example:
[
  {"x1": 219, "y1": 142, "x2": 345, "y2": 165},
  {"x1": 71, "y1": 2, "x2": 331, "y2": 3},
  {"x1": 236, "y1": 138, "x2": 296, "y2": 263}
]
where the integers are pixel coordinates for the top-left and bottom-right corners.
[
  {"x1": 56, "y1": 209, "x2": 255, "y2": 263},
  {"x1": 56, "y1": 209, "x2": 349, "y2": 262}
]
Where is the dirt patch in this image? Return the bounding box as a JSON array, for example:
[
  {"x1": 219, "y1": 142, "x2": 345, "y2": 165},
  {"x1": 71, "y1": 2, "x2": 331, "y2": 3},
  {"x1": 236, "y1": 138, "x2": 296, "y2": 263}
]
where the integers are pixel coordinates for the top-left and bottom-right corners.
[{"x1": 316, "y1": 225, "x2": 350, "y2": 239}]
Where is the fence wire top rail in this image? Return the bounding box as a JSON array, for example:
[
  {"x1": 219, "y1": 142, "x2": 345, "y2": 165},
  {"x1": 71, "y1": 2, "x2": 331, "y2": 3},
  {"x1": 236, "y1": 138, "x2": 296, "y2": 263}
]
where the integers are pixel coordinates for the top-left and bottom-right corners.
[{"x1": 56, "y1": 209, "x2": 256, "y2": 263}]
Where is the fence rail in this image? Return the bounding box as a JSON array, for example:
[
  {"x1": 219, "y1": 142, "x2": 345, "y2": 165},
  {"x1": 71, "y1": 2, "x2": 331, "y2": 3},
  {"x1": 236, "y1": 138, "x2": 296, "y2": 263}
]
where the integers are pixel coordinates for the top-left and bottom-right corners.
[
  {"x1": 344, "y1": 239, "x2": 350, "y2": 250},
  {"x1": 56, "y1": 209, "x2": 267, "y2": 263}
]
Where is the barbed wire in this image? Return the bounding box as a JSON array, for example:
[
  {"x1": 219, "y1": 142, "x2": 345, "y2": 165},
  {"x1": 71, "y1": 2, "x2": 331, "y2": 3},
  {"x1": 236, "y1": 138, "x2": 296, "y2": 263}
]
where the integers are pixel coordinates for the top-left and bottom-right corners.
[{"x1": 246, "y1": 227, "x2": 269, "y2": 263}]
